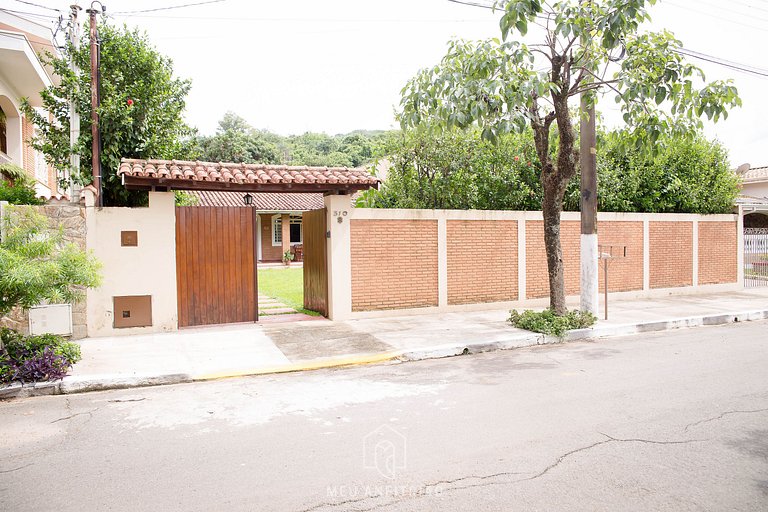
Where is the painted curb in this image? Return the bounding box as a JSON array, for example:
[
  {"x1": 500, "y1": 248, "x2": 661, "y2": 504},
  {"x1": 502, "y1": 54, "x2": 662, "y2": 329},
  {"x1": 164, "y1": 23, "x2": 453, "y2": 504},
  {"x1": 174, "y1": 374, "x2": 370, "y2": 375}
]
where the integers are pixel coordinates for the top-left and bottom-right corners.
[{"x1": 2, "y1": 308, "x2": 766, "y2": 398}]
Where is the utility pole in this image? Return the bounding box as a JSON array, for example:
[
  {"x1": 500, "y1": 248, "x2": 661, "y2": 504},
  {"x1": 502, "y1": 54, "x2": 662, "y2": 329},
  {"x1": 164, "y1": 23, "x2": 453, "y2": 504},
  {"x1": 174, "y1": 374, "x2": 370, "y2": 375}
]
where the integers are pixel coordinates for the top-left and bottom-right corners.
[
  {"x1": 68, "y1": 3, "x2": 82, "y2": 203},
  {"x1": 86, "y1": 2, "x2": 104, "y2": 207},
  {"x1": 579, "y1": 91, "x2": 598, "y2": 315}
]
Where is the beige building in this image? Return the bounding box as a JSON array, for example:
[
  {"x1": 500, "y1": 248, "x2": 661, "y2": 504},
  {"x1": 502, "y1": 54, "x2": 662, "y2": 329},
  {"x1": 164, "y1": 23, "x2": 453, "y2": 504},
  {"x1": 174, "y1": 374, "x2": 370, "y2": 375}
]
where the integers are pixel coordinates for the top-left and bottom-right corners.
[
  {"x1": 736, "y1": 165, "x2": 768, "y2": 228},
  {"x1": 0, "y1": 11, "x2": 61, "y2": 198}
]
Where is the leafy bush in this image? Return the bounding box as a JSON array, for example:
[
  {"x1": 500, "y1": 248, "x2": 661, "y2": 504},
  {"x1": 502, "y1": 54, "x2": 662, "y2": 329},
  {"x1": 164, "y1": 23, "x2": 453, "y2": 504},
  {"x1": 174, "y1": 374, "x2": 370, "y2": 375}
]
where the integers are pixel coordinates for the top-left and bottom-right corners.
[
  {"x1": 509, "y1": 309, "x2": 596, "y2": 338},
  {"x1": 174, "y1": 191, "x2": 199, "y2": 206},
  {"x1": 0, "y1": 164, "x2": 45, "y2": 206},
  {"x1": 0, "y1": 327, "x2": 81, "y2": 384},
  {"x1": 0, "y1": 206, "x2": 102, "y2": 317}
]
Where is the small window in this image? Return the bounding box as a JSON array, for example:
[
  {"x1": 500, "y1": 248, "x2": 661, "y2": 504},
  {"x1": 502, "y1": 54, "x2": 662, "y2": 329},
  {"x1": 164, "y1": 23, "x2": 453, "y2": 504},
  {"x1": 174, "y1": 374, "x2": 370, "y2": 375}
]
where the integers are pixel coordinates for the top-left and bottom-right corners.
[{"x1": 272, "y1": 215, "x2": 302, "y2": 246}]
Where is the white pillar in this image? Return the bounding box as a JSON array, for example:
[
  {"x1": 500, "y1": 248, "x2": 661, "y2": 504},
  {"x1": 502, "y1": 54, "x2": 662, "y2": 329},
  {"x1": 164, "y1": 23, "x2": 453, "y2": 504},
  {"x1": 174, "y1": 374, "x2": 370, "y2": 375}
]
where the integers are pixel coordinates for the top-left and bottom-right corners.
[
  {"x1": 737, "y1": 207, "x2": 744, "y2": 286},
  {"x1": 517, "y1": 218, "x2": 526, "y2": 301},
  {"x1": 437, "y1": 218, "x2": 448, "y2": 308},
  {"x1": 692, "y1": 220, "x2": 699, "y2": 287},
  {"x1": 324, "y1": 194, "x2": 352, "y2": 320},
  {"x1": 580, "y1": 233, "x2": 599, "y2": 314},
  {"x1": 643, "y1": 219, "x2": 650, "y2": 291}
]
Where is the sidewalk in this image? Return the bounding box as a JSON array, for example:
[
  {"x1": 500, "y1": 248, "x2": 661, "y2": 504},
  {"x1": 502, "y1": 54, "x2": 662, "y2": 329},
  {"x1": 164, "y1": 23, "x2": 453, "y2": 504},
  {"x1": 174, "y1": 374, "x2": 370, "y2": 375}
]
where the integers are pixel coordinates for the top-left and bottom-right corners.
[{"x1": 4, "y1": 288, "x2": 768, "y2": 397}]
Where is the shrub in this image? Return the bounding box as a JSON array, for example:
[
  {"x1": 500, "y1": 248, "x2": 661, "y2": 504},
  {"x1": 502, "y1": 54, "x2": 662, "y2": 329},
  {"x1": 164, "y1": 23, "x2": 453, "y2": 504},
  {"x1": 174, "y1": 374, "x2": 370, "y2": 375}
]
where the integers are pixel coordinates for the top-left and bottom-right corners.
[
  {"x1": 509, "y1": 309, "x2": 596, "y2": 338},
  {"x1": 0, "y1": 327, "x2": 81, "y2": 384},
  {"x1": 0, "y1": 164, "x2": 45, "y2": 205}
]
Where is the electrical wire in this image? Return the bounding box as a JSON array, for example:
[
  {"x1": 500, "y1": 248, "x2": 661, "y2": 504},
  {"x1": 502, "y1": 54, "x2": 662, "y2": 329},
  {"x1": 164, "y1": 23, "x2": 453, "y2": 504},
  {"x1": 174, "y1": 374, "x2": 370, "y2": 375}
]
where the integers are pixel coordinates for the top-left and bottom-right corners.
[
  {"x1": 0, "y1": 7, "x2": 59, "y2": 19},
  {"x1": 112, "y1": 0, "x2": 226, "y2": 15},
  {"x1": 11, "y1": 0, "x2": 61, "y2": 12}
]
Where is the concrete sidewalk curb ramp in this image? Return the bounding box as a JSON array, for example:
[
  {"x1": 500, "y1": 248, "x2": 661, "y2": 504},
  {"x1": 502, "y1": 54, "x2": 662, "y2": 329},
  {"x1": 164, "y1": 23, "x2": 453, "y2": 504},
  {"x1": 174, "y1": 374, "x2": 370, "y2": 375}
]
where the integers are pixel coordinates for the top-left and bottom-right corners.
[{"x1": 2, "y1": 308, "x2": 767, "y2": 398}]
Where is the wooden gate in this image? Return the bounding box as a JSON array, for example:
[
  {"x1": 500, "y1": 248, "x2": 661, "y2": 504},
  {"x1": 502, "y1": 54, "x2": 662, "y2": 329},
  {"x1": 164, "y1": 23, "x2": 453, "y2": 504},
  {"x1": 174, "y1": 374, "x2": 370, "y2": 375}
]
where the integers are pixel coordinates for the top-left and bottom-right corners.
[
  {"x1": 176, "y1": 207, "x2": 258, "y2": 328},
  {"x1": 302, "y1": 208, "x2": 328, "y2": 316}
]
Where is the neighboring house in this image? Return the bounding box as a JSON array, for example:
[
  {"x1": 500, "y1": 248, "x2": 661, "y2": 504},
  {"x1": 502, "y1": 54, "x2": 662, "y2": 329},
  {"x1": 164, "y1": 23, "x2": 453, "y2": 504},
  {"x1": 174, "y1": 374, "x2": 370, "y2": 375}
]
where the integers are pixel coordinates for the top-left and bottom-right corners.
[
  {"x1": 189, "y1": 191, "x2": 324, "y2": 262},
  {"x1": 0, "y1": 11, "x2": 61, "y2": 198},
  {"x1": 735, "y1": 164, "x2": 768, "y2": 229}
]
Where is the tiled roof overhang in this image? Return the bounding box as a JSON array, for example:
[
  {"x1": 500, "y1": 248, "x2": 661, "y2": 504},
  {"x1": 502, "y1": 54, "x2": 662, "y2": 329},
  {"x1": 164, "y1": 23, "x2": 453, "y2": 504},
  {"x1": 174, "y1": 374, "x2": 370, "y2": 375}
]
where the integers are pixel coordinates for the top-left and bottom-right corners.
[{"x1": 118, "y1": 158, "x2": 379, "y2": 194}]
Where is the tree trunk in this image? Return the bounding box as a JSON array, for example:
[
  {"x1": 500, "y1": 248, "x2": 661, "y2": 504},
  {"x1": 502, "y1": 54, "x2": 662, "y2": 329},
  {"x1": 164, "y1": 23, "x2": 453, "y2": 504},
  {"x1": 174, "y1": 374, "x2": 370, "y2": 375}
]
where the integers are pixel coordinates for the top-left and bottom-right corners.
[{"x1": 542, "y1": 177, "x2": 568, "y2": 315}]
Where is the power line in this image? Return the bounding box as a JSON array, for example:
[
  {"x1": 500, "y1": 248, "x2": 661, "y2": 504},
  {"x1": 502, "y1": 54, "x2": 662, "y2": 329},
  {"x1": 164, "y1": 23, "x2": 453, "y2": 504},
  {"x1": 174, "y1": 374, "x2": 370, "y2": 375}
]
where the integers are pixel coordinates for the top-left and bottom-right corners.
[
  {"x1": 112, "y1": 0, "x2": 226, "y2": 15},
  {"x1": 11, "y1": 0, "x2": 61, "y2": 12},
  {"x1": 675, "y1": 48, "x2": 768, "y2": 79},
  {"x1": 0, "y1": 7, "x2": 59, "y2": 19}
]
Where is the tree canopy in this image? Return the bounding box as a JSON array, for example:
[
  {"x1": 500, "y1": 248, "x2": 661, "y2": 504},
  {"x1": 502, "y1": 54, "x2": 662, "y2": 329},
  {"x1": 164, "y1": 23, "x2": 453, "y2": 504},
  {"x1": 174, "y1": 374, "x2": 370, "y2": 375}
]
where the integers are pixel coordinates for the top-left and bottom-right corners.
[
  {"x1": 359, "y1": 128, "x2": 739, "y2": 214},
  {"x1": 398, "y1": 0, "x2": 741, "y2": 314},
  {"x1": 23, "y1": 21, "x2": 193, "y2": 206}
]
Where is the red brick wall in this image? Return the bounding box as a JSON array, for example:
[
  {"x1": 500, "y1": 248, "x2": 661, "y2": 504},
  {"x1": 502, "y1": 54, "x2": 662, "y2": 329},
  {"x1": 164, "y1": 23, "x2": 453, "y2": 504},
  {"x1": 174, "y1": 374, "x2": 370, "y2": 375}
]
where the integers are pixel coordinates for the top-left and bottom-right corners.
[
  {"x1": 447, "y1": 220, "x2": 518, "y2": 305},
  {"x1": 598, "y1": 221, "x2": 644, "y2": 292},
  {"x1": 699, "y1": 221, "x2": 738, "y2": 284},
  {"x1": 525, "y1": 220, "x2": 581, "y2": 299},
  {"x1": 259, "y1": 213, "x2": 282, "y2": 261},
  {"x1": 650, "y1": 222, "x2": 693, "y2": 288},
  {"x1": 21, "y1": 117, "x2": 35, "y2": 178},
  {"x1": 351, "y1": 219, "x2": 438, "y2": 311}
]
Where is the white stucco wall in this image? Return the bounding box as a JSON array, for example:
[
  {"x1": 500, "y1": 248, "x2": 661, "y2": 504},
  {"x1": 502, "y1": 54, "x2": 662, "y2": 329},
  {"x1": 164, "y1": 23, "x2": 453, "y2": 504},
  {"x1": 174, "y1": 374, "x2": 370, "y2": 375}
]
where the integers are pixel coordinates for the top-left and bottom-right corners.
[
  {"x1": 85, "y1": 191, "x2": 178, "y2": 338},
  {"x1": 743, "y1": 181, "x2": 768, "y2": 200}
]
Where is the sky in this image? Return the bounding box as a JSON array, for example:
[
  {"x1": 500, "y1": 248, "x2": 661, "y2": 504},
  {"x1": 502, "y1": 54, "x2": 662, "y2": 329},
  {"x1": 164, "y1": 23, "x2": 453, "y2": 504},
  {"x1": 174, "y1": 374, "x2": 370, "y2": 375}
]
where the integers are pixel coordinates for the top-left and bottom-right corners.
[{"x1": 4, "y1": 0, "x2": 768, "y2": 166}]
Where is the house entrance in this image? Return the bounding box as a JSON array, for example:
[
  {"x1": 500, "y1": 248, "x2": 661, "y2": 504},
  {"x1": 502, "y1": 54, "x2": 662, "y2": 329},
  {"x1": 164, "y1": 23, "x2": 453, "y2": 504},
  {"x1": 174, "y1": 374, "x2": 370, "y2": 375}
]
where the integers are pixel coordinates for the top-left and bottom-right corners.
[{"x1": 175, "y1": 206, "x2": 258, "y2": 327}]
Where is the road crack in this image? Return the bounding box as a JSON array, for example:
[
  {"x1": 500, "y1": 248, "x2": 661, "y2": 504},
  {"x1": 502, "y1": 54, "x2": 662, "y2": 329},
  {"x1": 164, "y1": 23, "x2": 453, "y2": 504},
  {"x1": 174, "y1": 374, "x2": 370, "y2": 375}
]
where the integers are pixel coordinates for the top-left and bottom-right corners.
[{"x1": 683, "y1": 408, "x2": 768, "y2": 433}]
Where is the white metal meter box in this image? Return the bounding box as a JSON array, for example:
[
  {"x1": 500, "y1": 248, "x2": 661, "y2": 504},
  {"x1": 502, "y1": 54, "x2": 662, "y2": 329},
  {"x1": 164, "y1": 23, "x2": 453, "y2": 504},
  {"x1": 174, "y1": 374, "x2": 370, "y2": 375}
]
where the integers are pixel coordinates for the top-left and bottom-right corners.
[{"x1": 28, "y1": 304, "x2": 73, "y2": 336}]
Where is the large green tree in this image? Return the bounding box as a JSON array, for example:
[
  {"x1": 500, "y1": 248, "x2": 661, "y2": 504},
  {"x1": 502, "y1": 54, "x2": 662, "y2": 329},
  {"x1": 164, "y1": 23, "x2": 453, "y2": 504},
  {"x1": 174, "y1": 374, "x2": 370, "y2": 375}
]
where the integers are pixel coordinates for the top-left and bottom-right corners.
[
  {"x1": 197, "y1": 112, "x2": 281, "y2": 164},
  {"x1": 23, "y1": 21, "x2": 193, "y2": 206},
  {"x1": 399, "y1": 0, "x2": 740, "y2": 314}
]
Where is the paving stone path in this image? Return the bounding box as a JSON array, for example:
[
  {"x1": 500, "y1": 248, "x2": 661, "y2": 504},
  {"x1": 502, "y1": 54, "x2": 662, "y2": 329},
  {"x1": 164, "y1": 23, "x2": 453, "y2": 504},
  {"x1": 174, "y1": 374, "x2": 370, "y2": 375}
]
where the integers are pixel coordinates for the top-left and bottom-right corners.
[{"x1": 258, "y1": 295, "x2": 298, "y2": 316}]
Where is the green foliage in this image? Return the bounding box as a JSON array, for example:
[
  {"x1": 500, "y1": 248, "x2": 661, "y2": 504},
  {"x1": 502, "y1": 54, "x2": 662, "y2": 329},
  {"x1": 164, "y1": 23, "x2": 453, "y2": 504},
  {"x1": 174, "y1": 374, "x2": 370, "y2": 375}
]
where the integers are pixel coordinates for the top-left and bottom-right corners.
[
  {"x1": 358, "y1": 129, "x2": 541, "y2": 210},
  {"x1": 0, "y1": 164, "x2": 45, "y2": 205},
  {"x1": 282, "y1": 250, "x2": 295, "y2": 263},
  {"x1": 0, "y1": 206, "x2": 102, "y2": 317},
  {"x1": 174, "y1": 191, "x2": 199, "y2": 206},
  {"x1": 508, "y1": 308, "x2": 596, "y2": 338},
  {"x1": 196, "y1": 113, "x2": 392, "y2": 168},
  {"x1": 0, "y1": 328, "x2": 81, "y2": 383},
  {"x1": 22, "y1": 21, "x2": 193, "y2": 206},
  {"x1": 563, "y1": 131, "x2": 740, "y2": 214},
  {"x1": 362, "y1": 128, "x2": 738, "y2": 214}
]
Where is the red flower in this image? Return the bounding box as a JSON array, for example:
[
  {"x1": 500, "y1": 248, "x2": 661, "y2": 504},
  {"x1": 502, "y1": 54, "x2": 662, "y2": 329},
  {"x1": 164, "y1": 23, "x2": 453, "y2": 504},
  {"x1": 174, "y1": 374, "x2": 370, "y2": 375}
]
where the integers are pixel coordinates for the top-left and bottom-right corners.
[
  {"x1": 127, "y1": 99, "x2": 134, "y2": 106},
  {"x1": 514, "y1": 156, "x2": 520, "y2": 162},
  {"x1": 527, "y1": 161, "x2": 532, "y2": 166}
]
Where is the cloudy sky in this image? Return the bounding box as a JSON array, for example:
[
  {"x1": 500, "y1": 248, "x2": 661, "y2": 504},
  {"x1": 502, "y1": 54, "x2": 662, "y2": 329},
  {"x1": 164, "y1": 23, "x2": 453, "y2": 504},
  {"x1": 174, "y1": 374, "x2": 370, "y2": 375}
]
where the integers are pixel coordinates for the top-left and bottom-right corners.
[{"x1": 6, "y1": 0, "x2": 768, "y2": 166}]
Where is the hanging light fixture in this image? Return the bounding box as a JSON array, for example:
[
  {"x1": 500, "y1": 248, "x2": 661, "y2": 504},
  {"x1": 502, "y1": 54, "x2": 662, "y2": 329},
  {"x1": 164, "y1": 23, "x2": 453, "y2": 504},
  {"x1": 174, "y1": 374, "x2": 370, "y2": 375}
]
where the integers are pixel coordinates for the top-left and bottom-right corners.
[{"x1": 243, "y1": 193, "x2": 253, "y2": 206}]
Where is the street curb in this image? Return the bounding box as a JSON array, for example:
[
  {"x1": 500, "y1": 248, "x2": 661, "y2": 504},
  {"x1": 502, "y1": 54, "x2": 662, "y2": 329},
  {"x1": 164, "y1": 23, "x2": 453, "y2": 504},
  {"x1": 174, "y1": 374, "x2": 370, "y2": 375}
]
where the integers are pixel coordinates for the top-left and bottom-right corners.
[{"x1": 2, "y1": 308, "x2": 766, "y2": 398}]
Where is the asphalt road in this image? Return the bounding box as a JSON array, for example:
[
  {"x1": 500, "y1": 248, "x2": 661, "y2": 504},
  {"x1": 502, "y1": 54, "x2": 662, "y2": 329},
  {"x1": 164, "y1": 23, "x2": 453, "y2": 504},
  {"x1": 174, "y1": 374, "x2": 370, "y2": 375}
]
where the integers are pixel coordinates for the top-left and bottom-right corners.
[{"x1": 2, "y1": 321, "x2": 767, "y2": 511}]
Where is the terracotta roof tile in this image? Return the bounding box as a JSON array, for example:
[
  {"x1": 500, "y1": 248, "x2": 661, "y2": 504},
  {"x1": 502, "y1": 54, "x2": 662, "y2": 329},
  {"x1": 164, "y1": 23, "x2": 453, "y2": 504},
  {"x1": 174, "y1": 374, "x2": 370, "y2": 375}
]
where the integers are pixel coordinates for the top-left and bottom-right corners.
[
  {"x1": 742, "y1": 166, "x2": 768, "y2": 183},
  {"x1": 190, "y1": 191, "x2": 325, "y2": 211},
  {"x1": 118, "y1": 158, "x2": 379, "y2": 192}
]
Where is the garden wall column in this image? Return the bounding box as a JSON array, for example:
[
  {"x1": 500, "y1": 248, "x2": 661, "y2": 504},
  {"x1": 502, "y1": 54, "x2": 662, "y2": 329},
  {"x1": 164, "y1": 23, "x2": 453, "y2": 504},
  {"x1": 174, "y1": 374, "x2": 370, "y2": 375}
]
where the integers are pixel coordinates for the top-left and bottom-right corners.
[
  {"x1": 281, "y1": 213, "x2": 290, "y2": 261},
  {"x1": 325, "y1": 194, "x2": 353, "y2": 320}
]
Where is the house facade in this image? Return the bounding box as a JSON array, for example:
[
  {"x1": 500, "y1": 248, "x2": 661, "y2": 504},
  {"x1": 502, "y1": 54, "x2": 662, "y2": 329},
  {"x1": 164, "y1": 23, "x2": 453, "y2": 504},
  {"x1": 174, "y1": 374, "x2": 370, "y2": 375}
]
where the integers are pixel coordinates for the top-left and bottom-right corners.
[
  {"x1": 190, "y1": 191, "x2": 325, "y2": 262},
  {"x1": 0, "y1": 11, "x2": 61, "y2": 198},
  {"x1": 736, "y1": 165, "x2": 768, "y2": 228}
]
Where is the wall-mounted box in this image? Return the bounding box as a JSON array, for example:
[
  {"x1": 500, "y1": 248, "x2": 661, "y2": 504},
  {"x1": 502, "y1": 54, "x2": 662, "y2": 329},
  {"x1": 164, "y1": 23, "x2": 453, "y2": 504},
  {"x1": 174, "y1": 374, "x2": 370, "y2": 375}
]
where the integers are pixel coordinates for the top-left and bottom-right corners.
[
  {"x1": 121, "y1": 230, "x2": 138, "y2": 247},
  {"x1": 29, "y1": 304, "x2": 73, "y2": 336},
  {"x1": 113, "y1": 296, "x2": 152, "y2": 328}
]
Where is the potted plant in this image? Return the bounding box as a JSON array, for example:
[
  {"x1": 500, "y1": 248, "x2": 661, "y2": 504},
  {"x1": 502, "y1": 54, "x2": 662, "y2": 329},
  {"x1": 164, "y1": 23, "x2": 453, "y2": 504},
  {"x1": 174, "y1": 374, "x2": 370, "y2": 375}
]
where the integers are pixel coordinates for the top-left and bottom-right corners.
[{"x1": 282, "y1": 249, "x2": 294, "y2": 266}]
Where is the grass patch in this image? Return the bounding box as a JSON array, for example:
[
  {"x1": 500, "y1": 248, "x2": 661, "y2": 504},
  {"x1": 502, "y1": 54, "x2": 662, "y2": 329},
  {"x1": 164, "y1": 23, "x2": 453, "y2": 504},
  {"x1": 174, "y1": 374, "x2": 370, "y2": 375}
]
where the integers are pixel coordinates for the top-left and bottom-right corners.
[
  {"x1": 258, "y1": 267, "x2": 321, "y2": 316},
  {"x1": 508, "y1": 309, "x2": 596, "y2": 338}
]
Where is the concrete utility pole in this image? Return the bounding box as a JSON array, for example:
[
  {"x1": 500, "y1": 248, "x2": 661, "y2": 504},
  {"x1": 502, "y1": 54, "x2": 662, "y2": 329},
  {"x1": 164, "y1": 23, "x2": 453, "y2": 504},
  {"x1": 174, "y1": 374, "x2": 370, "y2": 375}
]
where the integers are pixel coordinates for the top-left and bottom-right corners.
[
  {"x1": 579, "y1": 92, "x2": 598, "y2": 315},
  {"x1": 86, "y1": 2, "x2": 104, "y2": 207},
  {"x1": 68, "y1": 3, "x2": 82, "y2": 203}
]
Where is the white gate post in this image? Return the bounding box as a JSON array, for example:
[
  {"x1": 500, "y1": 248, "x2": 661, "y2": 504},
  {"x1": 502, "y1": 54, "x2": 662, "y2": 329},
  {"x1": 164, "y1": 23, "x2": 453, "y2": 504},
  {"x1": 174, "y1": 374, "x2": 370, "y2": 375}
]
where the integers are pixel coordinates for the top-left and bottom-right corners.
[{"x1": 324, "y1": 195, "x2": 353, "y2": 320}]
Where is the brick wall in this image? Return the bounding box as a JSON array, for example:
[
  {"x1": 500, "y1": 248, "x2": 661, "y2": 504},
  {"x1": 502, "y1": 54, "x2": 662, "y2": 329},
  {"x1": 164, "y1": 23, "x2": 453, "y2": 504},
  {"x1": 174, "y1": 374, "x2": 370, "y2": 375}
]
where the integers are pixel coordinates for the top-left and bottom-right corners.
[
  {"x1": 525, "y1": 220, "x2": 581, "y2": 299},
  {"x1": 650, "y1": 221, "x2": 693, "y2": 288},
  {"x1": 699, "y1": 221, "x2": 738, "y2": 285},
  {"x1": 598, "y1": 221, "x2": 644, "y2": 292},
  {"x1": 259, "y1": 213, "x2": 282, "y2": 261},
  {"x1": 447, "y1": 220, "x2": 517, "y2": 305},
  {"x1": 21, "y1": 116, "x2": 35, "y2": 177},
  {"x1": 351, "y1": 219, "x2": 438, "y2": 311}
]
